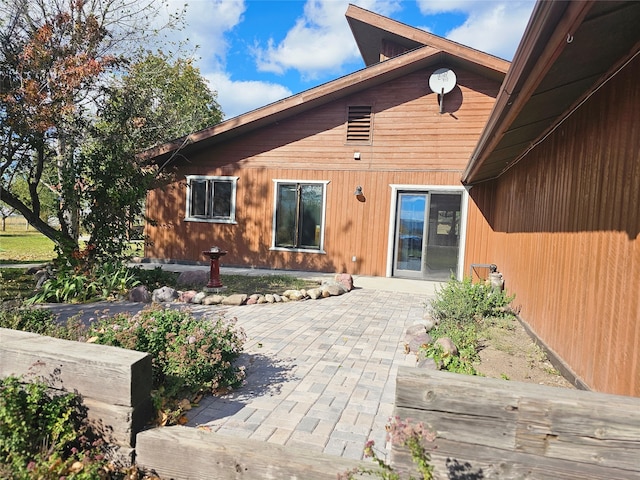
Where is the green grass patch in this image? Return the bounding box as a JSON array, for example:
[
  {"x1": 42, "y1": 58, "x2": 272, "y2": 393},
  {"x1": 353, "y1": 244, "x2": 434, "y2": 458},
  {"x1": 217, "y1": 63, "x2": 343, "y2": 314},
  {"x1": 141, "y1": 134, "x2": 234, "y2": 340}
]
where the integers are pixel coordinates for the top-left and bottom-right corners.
[
  {"x1": 0, "y1": 228, "x2": 56, "y2": 263},
  {"x1": 217, "y1": 274, "x2": 320, "y2": 294},
  {"x1": 0, "y1": 268, "x2": 36, "y2": 303}
]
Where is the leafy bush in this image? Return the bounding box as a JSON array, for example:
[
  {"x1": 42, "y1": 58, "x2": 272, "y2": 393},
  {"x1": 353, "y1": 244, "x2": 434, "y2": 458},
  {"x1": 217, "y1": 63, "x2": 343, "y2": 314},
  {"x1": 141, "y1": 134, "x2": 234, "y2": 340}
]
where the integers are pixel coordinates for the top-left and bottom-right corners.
[
  {"x1": 0, "y1": 374, "x2": 110, "y2": 479},
  {"x1": 88, "y1": 307, "x2": 246, "y2": 397},
  {"x1": 0, "y1": 308, "x2": 88, "y2": 341},
  {"x1": 428, "y1": 277, "x2": 514, "y2": 325},
  {"x1": 422, "y1": 277, "x2": 516, "y2": 375},
  {"x1": 27, "y1": 262, "x2": 140, "y2": 304}
]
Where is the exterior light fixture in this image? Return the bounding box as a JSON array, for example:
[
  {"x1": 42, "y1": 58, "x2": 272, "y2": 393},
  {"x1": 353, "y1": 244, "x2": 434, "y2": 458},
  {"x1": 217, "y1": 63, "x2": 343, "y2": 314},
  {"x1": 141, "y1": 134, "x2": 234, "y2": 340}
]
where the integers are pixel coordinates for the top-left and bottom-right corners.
[
  {"x1": 354, "y1": 186, "x2": 363, "y2": 196},
  {"x1": 353, "y1": 152, "x2": 361, "y2": 160}
]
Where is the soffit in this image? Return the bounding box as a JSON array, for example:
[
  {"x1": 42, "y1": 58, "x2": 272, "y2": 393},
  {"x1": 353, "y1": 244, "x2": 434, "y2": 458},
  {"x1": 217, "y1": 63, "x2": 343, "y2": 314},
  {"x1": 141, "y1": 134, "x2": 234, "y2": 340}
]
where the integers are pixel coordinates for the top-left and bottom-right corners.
[{"x1": 464, "y1": 1, "x2": 640, "y2": 185}]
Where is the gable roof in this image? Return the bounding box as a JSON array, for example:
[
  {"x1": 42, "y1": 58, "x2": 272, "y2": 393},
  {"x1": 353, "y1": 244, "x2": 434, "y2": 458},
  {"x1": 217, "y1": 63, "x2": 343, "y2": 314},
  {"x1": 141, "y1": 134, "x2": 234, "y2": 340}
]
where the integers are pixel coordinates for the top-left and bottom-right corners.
[
  {"x1": 141, "y1": 5, "x2": 509, "y2": 167},
  {"x1": 463, "y1": 0, "x2": 640, "y2": 185},
  {"x1": 345, "y1": 4, "x2": 509, "y2": 76}
]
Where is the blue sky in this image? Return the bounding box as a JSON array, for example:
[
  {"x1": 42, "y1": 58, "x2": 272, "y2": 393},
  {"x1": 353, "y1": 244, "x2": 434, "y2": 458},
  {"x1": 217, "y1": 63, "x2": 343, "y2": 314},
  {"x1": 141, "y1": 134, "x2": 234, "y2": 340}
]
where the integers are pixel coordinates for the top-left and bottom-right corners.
[{"x1": 157, "y1": 0, "x2": 536, "y2": 119}]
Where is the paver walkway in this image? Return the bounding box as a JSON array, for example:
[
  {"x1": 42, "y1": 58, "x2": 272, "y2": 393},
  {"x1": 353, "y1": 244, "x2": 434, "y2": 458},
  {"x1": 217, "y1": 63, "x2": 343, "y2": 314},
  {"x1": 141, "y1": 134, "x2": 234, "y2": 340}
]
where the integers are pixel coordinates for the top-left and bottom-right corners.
[
  {"x1": 38, "y1": 265, "x2": 441, "y2": 462},
  {"x1": 184, "y1": 286, "x2": 436, "y2": 461}
]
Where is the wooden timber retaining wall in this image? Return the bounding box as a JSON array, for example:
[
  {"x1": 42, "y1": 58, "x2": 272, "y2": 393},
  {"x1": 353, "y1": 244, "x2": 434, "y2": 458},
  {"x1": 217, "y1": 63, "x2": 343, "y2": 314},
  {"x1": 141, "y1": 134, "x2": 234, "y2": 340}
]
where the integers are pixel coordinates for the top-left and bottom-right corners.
[
  {"x1": 136, "y1": 426, "x2": 372, "y2": 480},
  {"x1": 394, "y1": 367, "x2": 640, "y2": 479},
  {"x1": 0, "y1": 328, "x2": 153, "y2": 464}
]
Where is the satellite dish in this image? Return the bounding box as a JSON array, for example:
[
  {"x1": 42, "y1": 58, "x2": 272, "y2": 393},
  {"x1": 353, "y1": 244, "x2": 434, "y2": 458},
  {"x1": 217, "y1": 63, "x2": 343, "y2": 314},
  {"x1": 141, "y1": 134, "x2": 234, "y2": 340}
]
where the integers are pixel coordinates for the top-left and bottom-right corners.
[{"x1": 429, "y1": 68, "x2": 457, "y2": 113}]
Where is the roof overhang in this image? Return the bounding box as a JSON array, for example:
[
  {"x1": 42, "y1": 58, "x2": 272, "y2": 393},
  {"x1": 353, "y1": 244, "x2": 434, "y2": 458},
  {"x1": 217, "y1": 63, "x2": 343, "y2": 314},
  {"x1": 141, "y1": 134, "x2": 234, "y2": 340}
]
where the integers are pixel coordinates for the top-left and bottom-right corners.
[{"x1": 463, "y1": 0, "x2": 640, "y2": 185}]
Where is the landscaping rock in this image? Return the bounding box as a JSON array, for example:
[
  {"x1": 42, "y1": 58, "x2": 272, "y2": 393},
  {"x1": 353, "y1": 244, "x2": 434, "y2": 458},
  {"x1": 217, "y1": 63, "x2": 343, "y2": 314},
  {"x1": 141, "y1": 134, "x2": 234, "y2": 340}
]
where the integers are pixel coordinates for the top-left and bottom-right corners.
[
  {"x1": 129, "y1": 285, "x2": 151, "y2": 303},
  {"x1": 416, "y1": 357, "x2": 438, "y2": 370},
  {"x1": 152, "y1": 286, "x2": 179, "y2": 303},
  {"x1": 406, "y1": 333, "x2": 433, "y2": 354},
  {"x1": 203, "y1": 295, "x2": 224, "y2": 305},
  {"x1": 193, "y1": 292, "x2": 207, "y2": 304},
  {"x1": 256, "y1": 295, "x2": 267, "y2": 304},
  {"x1": 246, "y1": 294, "x2": 260, "y2": 305},
  {"x1": 176, "y1": 270, "x2": 209, "y2": 287},
  {"x1": 178, "y1": 290, "x2": 198, "y2": 303},
  {"x1": 334, "y1": 273, "x2": 354, "y2": 291},
  {"x1": 222, "y1": 294, "x2": 247, "y2": 306},
  {"x1": 404, "y1": 324, "x2": 428, "y2": 343},
  {"x1": 321, "y1": 282, "x2": 347, "y2": 296},
  {"x1": 273, "y1": 294, "x2": 282, "y2": 303},
  {"x1": 405, "y1": 324, "x2": 434, "y2": 354},
  {"x1": 435, "y1": 337, "x2": 458, "y2": 356},
  {"x1": 307, "y1": 288, "x2": 323, "y2": 300},
  {"x1": 283, "y1": 290, "x2": 305, "y2": 301},
  {"x1": 423, "y1": 311, "x2": 440, "y2": 326},
  {"x1": 265, "y1": 294, "x2": 275, "y2": 303}
]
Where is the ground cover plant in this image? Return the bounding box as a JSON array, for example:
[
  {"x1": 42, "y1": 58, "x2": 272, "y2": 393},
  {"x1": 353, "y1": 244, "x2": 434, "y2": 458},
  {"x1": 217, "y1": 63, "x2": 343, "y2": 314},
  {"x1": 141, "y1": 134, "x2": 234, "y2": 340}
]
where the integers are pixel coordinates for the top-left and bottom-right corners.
[
  {"x1": 0, "y1": 374, "x2": 143, "y2": 480},
  {"x1": 422, "y1": 277, "x2": 516, "y2": 375}
]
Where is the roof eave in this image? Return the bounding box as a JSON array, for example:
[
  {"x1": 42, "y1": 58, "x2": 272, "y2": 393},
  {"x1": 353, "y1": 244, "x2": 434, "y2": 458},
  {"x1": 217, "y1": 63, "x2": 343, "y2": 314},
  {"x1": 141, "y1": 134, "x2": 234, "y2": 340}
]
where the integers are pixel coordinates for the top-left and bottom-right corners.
[{"x1": 462, "y1": 0, "x2": 594, "y2": 185}]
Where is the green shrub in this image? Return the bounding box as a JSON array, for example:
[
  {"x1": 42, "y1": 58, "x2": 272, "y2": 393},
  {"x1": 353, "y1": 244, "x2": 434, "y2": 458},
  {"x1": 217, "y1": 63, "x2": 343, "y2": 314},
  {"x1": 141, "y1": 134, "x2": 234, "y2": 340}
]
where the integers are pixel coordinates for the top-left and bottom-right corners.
[
  {"x1": 0, "y1": 375, "x2": 109, "y2": 479},
  {"x1": 27, "y1": 262, "x2": 140, "y2": 304},
  {"x1": 0, "y1": 308, "x2": 88, "y2": 341},
  {"x1": 422, "y1": 277, "x2": 516, "y2": 375},
  {"x1": 88, "y1": 307, "x2": 246, "y2": 397},
  {"x1": 428, "y1": 277, "x2": 514, "y2": 325}
]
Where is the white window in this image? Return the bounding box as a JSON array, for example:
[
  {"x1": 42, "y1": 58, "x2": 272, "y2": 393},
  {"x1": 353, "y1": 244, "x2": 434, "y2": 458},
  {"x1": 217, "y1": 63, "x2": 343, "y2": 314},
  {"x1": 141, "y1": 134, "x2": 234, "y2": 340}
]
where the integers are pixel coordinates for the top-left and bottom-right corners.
[
  {"x1": 185, "y1": 175, "x2": 238, "y2": 223},
  {"x1": 272, "y1": 180, "x2": 329, "y2": 253}
]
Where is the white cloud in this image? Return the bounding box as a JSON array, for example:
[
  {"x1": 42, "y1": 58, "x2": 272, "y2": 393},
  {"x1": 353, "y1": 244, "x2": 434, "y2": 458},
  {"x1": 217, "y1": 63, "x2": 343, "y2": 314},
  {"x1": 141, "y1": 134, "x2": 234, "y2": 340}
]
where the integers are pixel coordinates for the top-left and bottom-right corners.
[
  {"x1": 155, "y1": 0, "x2": 246, "y2": 69},
  {"x1": 416, "y1": 0, "x2": 478, "y2": 15},
  {"x1": 252, "y1": 0, "x2": 402, "y2": 79},
  {"x1": 205, "y1": 72, "x2": 292, "y2": 120},
  {"x1": 417, "y1": 0, "x2": 535, "y2": 60}
]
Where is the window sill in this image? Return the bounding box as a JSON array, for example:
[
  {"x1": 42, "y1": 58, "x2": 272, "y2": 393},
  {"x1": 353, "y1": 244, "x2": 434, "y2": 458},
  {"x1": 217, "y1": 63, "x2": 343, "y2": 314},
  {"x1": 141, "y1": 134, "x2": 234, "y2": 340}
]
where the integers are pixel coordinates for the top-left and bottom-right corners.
[
  {"x1": 270, "y1": 247, "x2": 326, "y2": 254},
  {"x1": 184, "y1": 217, "x2": 237, "y2": 224}
]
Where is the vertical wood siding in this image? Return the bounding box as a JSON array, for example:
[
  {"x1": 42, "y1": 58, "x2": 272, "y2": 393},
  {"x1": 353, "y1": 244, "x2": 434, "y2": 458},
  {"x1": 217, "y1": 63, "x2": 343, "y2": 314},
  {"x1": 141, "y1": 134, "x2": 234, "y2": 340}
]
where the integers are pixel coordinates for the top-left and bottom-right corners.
[
  {"x1": 463, "y1": 54, "x2": 640, "y2": 397},
  {"x1": 146, "y1": 67, "x2": 500, "y2": 277}
]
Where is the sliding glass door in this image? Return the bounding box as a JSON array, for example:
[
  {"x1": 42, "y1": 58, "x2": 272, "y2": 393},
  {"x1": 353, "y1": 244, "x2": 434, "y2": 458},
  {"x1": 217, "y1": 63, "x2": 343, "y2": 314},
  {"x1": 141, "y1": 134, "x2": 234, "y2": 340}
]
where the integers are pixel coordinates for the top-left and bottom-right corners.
[{"x1": 394, "y1": 191, "x2": 462, "y2": 281}]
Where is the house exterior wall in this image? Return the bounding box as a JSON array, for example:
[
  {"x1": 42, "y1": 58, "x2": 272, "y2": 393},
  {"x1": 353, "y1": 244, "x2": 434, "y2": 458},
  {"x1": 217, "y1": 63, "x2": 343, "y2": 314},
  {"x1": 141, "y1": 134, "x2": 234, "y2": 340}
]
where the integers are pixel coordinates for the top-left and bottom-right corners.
[
  {"x1": 463, "y1": 54, "x2": 640, "y2": 396},
  {"x1": 145, "y1": 67, "x2": 500, "y2": 277}
]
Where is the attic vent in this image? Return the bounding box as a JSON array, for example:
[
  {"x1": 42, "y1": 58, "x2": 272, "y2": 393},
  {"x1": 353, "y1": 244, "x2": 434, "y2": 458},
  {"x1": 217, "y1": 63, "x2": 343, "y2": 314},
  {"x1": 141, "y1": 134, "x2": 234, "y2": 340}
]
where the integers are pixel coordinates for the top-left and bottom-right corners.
[{"x1": 347, "y1": 106, "x2": 372, "y2": 143}]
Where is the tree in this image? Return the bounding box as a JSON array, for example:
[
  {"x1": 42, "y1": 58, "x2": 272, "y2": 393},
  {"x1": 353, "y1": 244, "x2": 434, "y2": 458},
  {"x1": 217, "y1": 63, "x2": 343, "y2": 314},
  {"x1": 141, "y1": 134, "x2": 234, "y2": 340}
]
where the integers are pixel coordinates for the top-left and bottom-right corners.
[
  {"x1": 0, "y1": 0, "x2": 221, "y2": 265},
  {"x1": 119, "y1": 51, "x2": 223, "y2": 149},
  {"x1": 80, "y1": 52, "x2": 223, "y2": 261}
]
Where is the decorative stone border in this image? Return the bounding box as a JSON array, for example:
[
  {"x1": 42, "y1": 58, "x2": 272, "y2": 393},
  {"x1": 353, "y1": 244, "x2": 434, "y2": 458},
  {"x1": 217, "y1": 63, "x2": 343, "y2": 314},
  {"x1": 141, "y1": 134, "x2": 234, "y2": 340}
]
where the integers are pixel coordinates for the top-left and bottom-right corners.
[{"x1": 129, "y1": 273, "x2": 355, "y2": 306}]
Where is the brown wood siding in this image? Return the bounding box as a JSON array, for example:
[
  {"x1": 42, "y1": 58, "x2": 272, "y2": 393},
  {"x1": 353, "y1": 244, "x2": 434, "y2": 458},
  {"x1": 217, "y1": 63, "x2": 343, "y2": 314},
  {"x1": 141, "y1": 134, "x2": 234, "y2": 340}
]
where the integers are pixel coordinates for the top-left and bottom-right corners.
[
  {"x1": 463, "y1": 54, "x2": 640, "y2": 397},
  {"x1": 146, "y1": 66, "x2": 500, "y2": 277}
]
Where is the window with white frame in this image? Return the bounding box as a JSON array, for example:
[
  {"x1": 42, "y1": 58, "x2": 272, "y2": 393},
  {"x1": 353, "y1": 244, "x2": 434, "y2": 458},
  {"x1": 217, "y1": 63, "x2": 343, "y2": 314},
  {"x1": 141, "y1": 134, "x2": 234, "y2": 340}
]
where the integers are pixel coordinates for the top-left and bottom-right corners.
[
  {"x1": 185, "y1": 175, "x2": 238, "y2": 223},
  {"x1": 273, "y1": 180, "x2": 328, "y2": 251}
]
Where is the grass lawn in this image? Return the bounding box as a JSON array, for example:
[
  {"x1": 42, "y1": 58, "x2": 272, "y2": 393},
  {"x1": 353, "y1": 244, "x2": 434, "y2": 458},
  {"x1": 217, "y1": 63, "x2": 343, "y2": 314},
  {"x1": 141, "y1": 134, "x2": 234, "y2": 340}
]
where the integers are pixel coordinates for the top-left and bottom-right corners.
[
  {"x1": 0, "y1": 227, "x2": 56, "y2": 264},
  {"x1": 0, "y1": 268, "x2": 37, "y2": 302}
]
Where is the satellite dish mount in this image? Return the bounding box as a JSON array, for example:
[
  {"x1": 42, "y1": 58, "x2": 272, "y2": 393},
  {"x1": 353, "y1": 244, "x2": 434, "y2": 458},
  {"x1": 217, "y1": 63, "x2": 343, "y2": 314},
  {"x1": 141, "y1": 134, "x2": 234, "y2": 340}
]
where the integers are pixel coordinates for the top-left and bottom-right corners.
[{"x1": 429, "y1": 68, "x2": 457, "y2": 114}]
